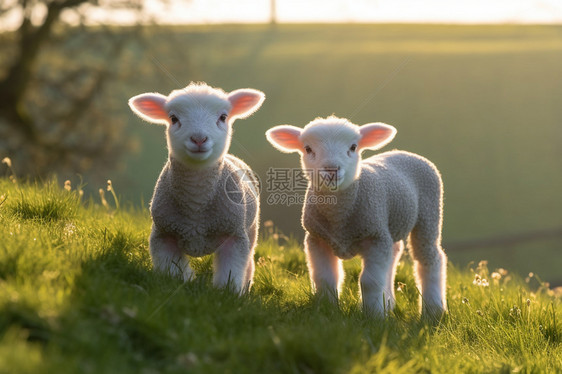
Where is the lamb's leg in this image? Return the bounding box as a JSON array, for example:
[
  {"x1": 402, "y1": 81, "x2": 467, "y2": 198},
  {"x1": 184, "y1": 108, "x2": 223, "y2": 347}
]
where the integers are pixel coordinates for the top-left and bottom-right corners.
[
  {"x1": 359, "y1": 236, "x2": 396, "y2": 317},
  {"x1": 409, "y1": 224, "x2": 447, "y2": 320},
  {"x1": 213, "y1": 236, "x2": 252, "y2": 294},
  {"x1": 386, "y1": 241, "x2": 404, "y2": 299},
  {"x1": 305, "y1": 233, "x2": 343, "y2": 303},
  {"x1": 244, "y1": 255, "x2": 255, "y2": 292},
  {"x1": 243, "y1": 223, "x2": 258, "y2": 292},
  {"x1": 149, "y1": 227, "x2": 194, "y2": 282}
]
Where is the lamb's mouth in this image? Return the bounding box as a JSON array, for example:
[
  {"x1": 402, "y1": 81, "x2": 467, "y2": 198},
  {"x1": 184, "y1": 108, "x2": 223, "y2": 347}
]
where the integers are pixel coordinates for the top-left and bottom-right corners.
[
  {"x1": 186, "y1": 148, "x2": 213, "y2": 160},
  {"x1": 187, "y1": 147, "x2": 212, "y2": 155}
]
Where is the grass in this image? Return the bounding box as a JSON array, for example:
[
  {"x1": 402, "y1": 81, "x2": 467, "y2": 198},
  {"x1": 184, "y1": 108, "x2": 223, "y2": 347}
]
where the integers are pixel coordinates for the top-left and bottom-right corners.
[{"x1": 0, "y1": 178, "x2": 561, "y2": 373}]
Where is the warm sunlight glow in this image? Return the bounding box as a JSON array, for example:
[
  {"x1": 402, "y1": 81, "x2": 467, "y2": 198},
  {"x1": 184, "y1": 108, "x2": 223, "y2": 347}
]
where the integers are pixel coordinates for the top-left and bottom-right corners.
[
  {"x1": 146, "y1": 0, "x2": 562, "y2": 24},
  {"x1": 1, "y1": 0, "x2": 561, "y2": 30}
]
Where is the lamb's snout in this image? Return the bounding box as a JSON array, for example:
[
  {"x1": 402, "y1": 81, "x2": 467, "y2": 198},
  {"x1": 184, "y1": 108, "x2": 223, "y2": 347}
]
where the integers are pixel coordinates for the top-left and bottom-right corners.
[{"x1": 190, "y1": 135, "x2": 208, "y2": 147}]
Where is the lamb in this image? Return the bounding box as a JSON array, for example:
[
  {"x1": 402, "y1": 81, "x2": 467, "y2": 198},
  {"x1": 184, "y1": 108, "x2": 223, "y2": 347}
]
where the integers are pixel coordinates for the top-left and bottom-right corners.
[
  {"x1": 128, "y1": 82, "x2": 265, "y2": 293},
  {"x1": 266, "y1": 116, "x2": 447, "y2": 318}
]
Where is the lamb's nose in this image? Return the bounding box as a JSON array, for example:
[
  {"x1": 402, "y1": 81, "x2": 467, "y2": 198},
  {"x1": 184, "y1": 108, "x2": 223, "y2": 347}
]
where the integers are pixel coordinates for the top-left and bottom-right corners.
[{"x1": 190, "y1": 136, "x2": 208, "y2": 146}]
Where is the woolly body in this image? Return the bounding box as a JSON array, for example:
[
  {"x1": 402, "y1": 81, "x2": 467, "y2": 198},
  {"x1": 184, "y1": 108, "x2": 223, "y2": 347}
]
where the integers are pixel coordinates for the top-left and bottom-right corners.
[
  {"x1": 266, "y1": 117, "x2": 447, "y2": 318},
  {"x1": 129, "y1": 83, "x2": 264, "y2": 292},
  {"x1": 303, "y1": 150, "x2": 442, "y2": 260},
  {"x1": 150, "y1": 155, "x2": 258, "y2": 258}
]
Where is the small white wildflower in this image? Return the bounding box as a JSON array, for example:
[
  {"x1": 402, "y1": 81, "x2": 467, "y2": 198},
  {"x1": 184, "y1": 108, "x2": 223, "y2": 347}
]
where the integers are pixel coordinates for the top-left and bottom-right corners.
[
  {"x1": 491, "y1": 272, "x2": 501, "y2": 280},
  {"x1": 64, "y1": 180, "x2": 72, "y2": 191},
  {"x1": 2, "y1": 157, "x2": 12, "y2": 168},
  {"x1": 64, "y1": 223, "x2": 76, "y2": 237},
  {"x1": 396, "y1": 282, "x2": 406, "y2": 292},
  {"x1": 99, "y1": 188, "x2": 109, "y2": 209},
  {"x1": 510, "y1": 305, "x2": 521, "y2": 318},
  {"x1": 264, "y1": 220, "x2": 274, "y2": 228}
]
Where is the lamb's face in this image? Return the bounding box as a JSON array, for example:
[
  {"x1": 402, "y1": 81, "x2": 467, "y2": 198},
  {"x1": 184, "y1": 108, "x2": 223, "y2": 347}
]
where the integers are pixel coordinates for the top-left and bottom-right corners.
[
  {"x1": 266, "y1": 116, "x2": 397, "y2": 192},
  {"x1": 129, "y1": 83, "x2": 265, "y2": 169},
  {"x1": 165, "y1": 93, "x2": 232, "y2": 167},
  {"x1": 300, "y1": 121, "x2": 362, "y2": 191}
]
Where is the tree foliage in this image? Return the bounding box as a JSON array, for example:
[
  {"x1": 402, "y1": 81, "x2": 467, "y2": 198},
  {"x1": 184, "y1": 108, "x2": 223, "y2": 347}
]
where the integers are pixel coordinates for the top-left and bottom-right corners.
[{"x1": 0, "y1": 0, "x2": 149, "y2": 178}]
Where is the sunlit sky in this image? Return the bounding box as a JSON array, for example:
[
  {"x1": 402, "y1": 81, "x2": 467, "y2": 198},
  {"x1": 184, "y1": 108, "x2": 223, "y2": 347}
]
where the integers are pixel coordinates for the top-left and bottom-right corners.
[
  {"x1": 141, "y1": 0, "x2": 562, "y2": 24},
  {"x1": 2, "y1": 0, "x2": 562, "y2": 30}
]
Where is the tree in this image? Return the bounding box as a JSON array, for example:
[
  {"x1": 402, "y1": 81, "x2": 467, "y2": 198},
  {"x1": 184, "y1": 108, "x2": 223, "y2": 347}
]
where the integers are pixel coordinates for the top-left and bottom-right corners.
[{"x1": 0, "y1": 0, "x2": 147, "y2": 178}]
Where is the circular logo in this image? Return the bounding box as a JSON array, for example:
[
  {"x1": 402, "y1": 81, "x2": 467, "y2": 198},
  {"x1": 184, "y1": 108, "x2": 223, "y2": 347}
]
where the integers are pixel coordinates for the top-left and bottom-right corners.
[{"x1": 224, "y1": 168, "x2": 261, "y2": 205}]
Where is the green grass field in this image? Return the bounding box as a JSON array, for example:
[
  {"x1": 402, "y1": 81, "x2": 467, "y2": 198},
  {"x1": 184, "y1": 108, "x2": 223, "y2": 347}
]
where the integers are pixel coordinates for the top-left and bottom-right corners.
[
  {"x1": 90, "y1": 23, "x2": 562, "y2": 283},
  {"x1": 1, "y1": 179, "x2": 561, "y2": 373}
]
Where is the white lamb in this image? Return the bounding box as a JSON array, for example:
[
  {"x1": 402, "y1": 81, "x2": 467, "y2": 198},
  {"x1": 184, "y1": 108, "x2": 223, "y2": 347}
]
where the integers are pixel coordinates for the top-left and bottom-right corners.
[
  {"x1": 128, "y1": 82, "x2": 265, "y2": 293},
  {"x1": 266, "y1": 116, "x2": 447, "y2": 318}
]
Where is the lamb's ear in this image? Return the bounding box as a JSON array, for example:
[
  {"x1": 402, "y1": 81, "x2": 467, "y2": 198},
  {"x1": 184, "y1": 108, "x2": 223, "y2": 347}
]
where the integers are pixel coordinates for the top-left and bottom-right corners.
[
  {"x1": 128, "y1": 93, "x2": 169, "y2": 125},
  {"x1": 358, "y1": 122, "x2": 397, "y2": 150},
  {"x1": 266, "y1": 125, "x2": 303, "y2": 153},
  {"x1": 228, "y1": 89, "x2": 265, "y2": 119}
]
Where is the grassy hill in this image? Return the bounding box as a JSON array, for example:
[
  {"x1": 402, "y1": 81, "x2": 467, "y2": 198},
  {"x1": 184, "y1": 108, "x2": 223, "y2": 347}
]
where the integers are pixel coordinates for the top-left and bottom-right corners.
[
  {"x1": 0, "y1": 179, "x2": 561, "y2": 373},
  {"x1": 96, "y1": 23, "x2": 562, "y2": 283}
]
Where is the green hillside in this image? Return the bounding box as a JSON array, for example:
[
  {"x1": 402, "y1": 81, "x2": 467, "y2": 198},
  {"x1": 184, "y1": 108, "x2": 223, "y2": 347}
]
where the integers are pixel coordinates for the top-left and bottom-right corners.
[
  {"x1": 0, "y1": 179, "x2": 561, "y2": 373},
  {"x1": 104, "y1": 24, "x2": 562, "y2": 282}
]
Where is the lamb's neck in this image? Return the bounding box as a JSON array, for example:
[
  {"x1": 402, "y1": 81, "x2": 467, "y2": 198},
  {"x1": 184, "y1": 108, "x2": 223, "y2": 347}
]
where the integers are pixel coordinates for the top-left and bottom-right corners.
[
  {"x1": 310, "y1": 182, "x2": 359, "y2": 225},
  {"x1": 168, "y1": 157, "x2": 223, "y2": 209}
]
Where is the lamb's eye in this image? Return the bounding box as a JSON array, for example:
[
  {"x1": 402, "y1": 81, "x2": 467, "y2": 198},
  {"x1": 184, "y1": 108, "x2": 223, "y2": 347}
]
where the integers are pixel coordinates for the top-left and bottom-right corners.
[
  {"x1": 350, "y1": 144, "x2": 358, "y2": 152},
  {"x1": 219, "y1": 114, "x2": 228, "y2": 122},
  {"x1": 304, "y1": 145, "x2": 313, "y2": 154},
  {"x1": 170, "y1": 115, "x2": 178, "y2": 124}
]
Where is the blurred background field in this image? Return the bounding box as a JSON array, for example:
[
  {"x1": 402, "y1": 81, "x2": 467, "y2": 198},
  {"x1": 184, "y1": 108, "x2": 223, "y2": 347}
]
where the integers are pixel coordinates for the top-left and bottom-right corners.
[{"x1": 1, "y1": 22, "x2": 561, "y2": 283}]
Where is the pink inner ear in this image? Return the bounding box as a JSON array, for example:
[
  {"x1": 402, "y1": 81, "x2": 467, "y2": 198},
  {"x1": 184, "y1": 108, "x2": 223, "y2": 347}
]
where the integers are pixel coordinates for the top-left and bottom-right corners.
[
  {"x1": 133, "y1": 98, "x2": 168, "y2": 120},
  {"x1": 267, "y1": 127, "x2": 303, "y2": 151},
  {"x1": 228, "y1": 90, "x2": 264, "y2": 118},
  {"x1": 232, "y1": 96, "x2": 258, "y2": 113},
  {"x1": 358, "y1": 124, "x2": 396, "y2": 150}
]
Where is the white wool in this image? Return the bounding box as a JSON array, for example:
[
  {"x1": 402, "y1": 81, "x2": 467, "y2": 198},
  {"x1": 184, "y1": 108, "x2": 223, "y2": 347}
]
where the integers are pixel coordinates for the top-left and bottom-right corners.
[
  {"x1": 266, "y1": 116, "x2": 447, "y2": 318},
  {"x1": 129, "y1": 83, "x2": 265, "y2": 293}
]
